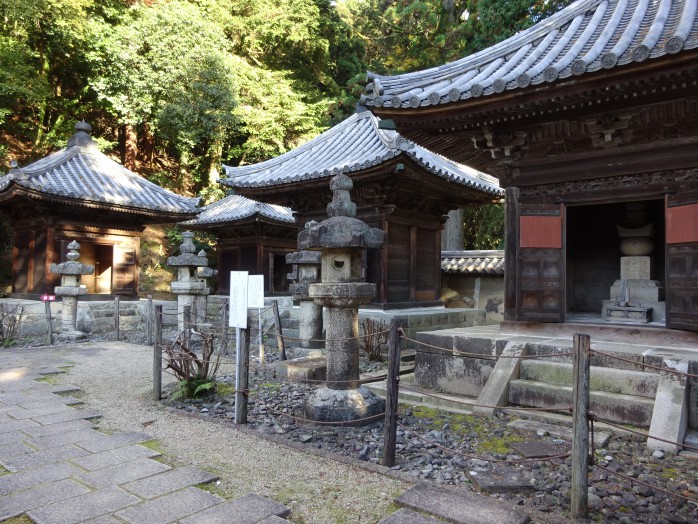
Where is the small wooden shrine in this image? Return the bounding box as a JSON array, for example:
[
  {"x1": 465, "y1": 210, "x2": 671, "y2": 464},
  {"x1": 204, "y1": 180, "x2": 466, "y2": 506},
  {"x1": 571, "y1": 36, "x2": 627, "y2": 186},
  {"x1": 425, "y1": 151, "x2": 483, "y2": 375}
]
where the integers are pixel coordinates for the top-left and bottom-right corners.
[
  {"x1": 182, "y1": 194, "x2": 297, "y2": 294},
  {"x1": 222, "y1": 111, "x2": 502, "y2": 309},
  {"x1": 362, "y1": 0, "x2": 698, "y2": 329},
  {"x1": 0, "y1": 122, "x2": 199, "y2": 299}
]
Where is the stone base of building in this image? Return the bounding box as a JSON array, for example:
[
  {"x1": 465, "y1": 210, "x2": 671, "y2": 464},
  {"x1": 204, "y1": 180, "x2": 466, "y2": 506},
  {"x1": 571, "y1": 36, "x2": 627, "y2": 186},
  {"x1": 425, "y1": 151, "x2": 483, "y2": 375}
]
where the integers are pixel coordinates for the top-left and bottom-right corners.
[{"x1": 304, "y1": 386, "x2": 385, "y2": 426}]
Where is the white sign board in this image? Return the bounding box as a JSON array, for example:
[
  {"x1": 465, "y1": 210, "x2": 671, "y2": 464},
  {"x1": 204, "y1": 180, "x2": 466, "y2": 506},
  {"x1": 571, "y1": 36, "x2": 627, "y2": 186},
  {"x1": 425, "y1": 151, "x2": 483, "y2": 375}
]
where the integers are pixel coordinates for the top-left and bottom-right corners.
[
  {"x1": 229, "y1": 271, "x2": 249, "y2": 328},
  {"x1": 247, "y1": 275, "x2": 265, "y2": 308}
]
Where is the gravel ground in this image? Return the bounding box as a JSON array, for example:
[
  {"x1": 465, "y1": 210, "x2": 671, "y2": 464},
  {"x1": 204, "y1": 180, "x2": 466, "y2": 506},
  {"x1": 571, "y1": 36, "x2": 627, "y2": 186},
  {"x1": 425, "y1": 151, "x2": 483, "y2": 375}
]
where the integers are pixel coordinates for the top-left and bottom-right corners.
[{"x1": 47, "y1": 341, "x2": 408, "y2": 524}]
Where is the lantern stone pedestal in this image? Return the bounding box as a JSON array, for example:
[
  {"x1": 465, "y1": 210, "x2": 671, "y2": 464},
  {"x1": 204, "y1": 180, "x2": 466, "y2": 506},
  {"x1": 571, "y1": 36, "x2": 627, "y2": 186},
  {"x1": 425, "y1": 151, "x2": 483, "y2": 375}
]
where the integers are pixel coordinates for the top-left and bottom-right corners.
[
  {"x1": 168, "y1": 232, "x2": 210, "y2": 333},
  {"x1": 50, "y1": 240, "x2": 94, "y2": 340},
  {"x1": 287, "y1": 250, "x2": 323, "y2": 349},
  {"x1": 299, "y1": 174, "x2": 385, "y2": 425}
]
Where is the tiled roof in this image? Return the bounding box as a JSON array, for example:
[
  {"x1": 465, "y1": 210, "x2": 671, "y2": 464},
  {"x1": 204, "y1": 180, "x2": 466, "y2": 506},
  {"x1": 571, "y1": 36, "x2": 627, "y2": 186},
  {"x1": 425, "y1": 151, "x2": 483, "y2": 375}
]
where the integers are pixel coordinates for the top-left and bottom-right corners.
[
  {"x1": 441, "y1": 250, "x2": 505, "y2": 275},
  {"x1": 0, "y1": 122, "x2": 199, "y2": 215},
  {"x1": 222, "y1": 111, "x2": 502, "y2": 196},
  {"x1": 361, "y1": 0, "x2": 698, "y2": 109},
  {"x1": 182, "y1": 194, "x2": 295, "y2": 226}
]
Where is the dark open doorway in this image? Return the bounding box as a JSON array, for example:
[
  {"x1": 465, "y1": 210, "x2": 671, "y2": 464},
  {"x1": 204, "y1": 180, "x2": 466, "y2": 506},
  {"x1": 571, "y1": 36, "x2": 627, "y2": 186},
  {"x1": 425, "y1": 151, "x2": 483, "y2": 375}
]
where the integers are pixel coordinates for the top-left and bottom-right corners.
[{"x1": 566, "y1": 199, "x2": 665, "y2": 322}]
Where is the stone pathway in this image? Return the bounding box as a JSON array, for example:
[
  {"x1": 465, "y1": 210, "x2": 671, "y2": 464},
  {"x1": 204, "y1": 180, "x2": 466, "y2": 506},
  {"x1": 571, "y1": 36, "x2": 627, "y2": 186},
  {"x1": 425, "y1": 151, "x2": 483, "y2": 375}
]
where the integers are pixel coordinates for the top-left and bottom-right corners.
[{"x1": 0, "y1": 348, "x2": 291, "y2": 523}]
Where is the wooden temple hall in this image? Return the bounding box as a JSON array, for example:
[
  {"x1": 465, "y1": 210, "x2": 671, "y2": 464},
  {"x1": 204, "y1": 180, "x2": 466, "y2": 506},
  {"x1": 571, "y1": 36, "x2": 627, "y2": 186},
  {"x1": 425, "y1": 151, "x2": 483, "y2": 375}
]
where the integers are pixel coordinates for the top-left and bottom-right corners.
[
  {"x1": 0, "y1": 122, "x2": 199, "y2": 298},
  {"x1": 221, "y1": 111, "x2": 502, "y2": 309},
  {"x1": 362, "y1": 0, "x2": 698, "y2": 329}
]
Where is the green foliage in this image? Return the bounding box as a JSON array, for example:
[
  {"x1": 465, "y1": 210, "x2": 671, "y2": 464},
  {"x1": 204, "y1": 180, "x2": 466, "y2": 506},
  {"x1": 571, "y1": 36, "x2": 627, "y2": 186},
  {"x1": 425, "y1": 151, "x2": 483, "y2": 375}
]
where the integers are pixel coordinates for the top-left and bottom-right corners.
[{"x1": 462, "y1": 202, "x2": 505, "y2": 250}]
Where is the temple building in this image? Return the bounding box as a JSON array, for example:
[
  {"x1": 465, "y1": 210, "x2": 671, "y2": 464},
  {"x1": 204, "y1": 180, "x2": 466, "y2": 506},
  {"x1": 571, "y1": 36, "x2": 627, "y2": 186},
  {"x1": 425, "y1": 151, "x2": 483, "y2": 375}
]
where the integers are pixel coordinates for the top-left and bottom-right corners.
[
  {"x1": 221, "y1": 111, "x2": 502, "y2": 309},
  {"x1": 0, "y1": 122, "x2": 199, "y2": 299},
  {"x1": 361, "y1": 0, "x2": 698, "y2": 329},
  {"x1": 182, "y1": 194, "x2": 297, "y2": 295}
]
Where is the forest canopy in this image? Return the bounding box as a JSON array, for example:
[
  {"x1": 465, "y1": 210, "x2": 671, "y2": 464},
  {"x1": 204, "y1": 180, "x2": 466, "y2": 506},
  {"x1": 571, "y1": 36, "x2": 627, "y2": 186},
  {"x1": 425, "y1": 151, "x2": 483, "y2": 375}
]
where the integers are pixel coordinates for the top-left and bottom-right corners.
[{"x1": 0, "y1": 0, "x2": 572, "y2": 245}]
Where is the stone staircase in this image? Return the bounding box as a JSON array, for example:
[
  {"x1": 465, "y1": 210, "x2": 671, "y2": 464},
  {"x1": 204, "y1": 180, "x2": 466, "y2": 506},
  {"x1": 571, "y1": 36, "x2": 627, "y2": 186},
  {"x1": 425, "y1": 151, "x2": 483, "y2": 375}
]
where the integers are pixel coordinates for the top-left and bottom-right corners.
[{"x1": 509, "y1": 358, "x2": 659, "y2": 427}]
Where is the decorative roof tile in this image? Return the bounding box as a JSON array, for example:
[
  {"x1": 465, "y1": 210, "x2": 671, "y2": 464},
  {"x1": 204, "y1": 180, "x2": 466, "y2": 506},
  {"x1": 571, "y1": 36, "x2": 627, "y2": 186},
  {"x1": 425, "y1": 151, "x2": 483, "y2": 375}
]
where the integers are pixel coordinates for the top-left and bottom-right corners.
[
  {"x1": 441, "y1": 250, "x2": 505, "y2": 275},
  {"x1": 0, "y1": 122, "x2": 199, "y2": 215},
  {"x1": 361, "y1": 0, "x2": 698, "y2": 108},
  {"x1": 182, "y1": 194, "x2": 294, "y2": 226},
  {"x1": 222, "y1": 111, "x2": 502, "y2": 196}
]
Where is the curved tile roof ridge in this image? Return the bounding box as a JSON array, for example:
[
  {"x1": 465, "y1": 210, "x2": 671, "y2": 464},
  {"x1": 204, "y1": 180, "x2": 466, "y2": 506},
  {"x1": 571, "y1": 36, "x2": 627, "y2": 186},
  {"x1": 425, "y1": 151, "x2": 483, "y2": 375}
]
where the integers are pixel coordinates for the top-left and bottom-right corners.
[
  {"x1": 362, "y1": 0, "x2": 698, "y2": 109},
  {"x1": 1, "y1": 123, "x2": 199, "y2": 214},
  {"x1": 222, "y1": 111, "x2": 501, "y2": 196},
  {"x1": 183, "y1": 193, "x2": 295, "y2": 226}
]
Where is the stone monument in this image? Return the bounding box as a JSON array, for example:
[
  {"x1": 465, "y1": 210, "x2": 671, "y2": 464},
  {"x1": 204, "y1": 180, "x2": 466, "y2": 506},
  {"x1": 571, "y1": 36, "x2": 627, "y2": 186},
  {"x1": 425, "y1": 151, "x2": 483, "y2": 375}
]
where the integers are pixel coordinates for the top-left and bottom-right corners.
[
  {"x1": 602, "y1": 203, "x2": 665, "y2": 323},
  {"x1": 50, "y1": 240, "x2": 94, "y2": 340},
  {"x1": 299, "y1": 173, "x2": 385, "y2": 424},
  {"x1": 287, "y1": 249, "x2": 323, "y2": 349},
  {"x1": 168, "y1": 231, "x2": 210, "y2": 333}
]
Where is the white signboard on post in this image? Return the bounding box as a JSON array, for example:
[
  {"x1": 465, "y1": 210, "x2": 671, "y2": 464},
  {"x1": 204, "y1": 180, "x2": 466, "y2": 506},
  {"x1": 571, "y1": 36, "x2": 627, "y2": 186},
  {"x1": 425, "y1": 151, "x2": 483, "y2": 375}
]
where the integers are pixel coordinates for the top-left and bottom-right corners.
[
  {"x1": 247, "y1": 275, "x2": 265, "y2": 308},
  {"x1": 229, "y1": 271, "x2": 249, "y2": 328}
]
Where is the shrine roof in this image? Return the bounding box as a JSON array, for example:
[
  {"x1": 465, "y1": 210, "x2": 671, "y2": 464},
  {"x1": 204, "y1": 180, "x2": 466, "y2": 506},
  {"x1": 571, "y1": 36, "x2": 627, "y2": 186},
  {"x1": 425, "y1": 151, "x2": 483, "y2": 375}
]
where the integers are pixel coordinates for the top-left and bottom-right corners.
[
  {"x1": 361, "y1": 0, "x2": 698, "y2": 110},
  {"x1": 182, "y1": 194, "x2": 295, "y2": 226},
  {"x1": 221, "y1": 111, "x2": 501, "y2": 196},
  {"x1": 0, "y1": 122, "x2": 199, "y2": 215},
  {"x1": 441, "y1": 250, "x2": 505, "y2": 275}
]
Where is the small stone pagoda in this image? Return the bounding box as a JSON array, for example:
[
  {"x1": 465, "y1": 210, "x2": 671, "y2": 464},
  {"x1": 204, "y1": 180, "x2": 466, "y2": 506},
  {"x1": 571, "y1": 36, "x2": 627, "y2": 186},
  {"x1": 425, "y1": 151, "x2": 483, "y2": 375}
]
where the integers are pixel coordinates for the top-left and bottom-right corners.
[
  {"x1": 0, "y1": 122, "x2": 199, "y2": 299},
  {"x1": 301, "y1": 174, "x2": 385, "y2": 424}
]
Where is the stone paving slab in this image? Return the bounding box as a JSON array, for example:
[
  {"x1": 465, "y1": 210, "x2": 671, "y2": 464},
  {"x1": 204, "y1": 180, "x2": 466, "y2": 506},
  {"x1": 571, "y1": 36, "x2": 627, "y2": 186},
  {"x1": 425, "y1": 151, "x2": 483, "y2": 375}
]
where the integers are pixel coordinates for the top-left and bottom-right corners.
[
  {"x1": 72, "y1": 444, "x2": 161, "y2": 471},
  {"x1": 51, "y1": 384, "x2": 83, "y2": 395},
  {"x1": 395, "y1": 483, "x2": 530, "y2": 524},
  {"x1": 4, "y1": 405, "x2": 75, "y2": 420},
  {"x1": 0, "y1": 462, "x2": 83, "y2": 496},
  {"x1": 116, "y1": 486, "x2": 223, "y2": 524},
  {"x1": 0, "y1": 430, "x2": 25, "y2": 446},
  {"x1": 78, "y1": 430, "x2": 152, "y2": 453},
  {"x1": 28, "y1": 486, "x2": 141, "y2": 524},
  {"x1": 32, "y1": 407, "x2": 101, "y2": 425},
  {"x1": 79, "y1": 458, "x2": 172, "y2": 489},
  {"x1": 22, "y1": 418, "x2": 95, "y2": 438},
  {"x1": 377, "y1": 508, "x2": 449, "y2": 523},
  {"x1": 122, "y1": 465, "x2": 219, "y2": 499},
  {"x1": 82, "y1": 516, "x2": 123, "y2": 524},
  {"x1": 17, "y1": 396, "x2": 83, "y2": 409},
  {"x1": 0, "y1": 443, "x2": 91, "y2": 472},
  {"x1": 180, "y1": 493, "x2": 291, "y2": 524},
  {"x1": 29, "y1": 427, "x2": 109, "y2": 450},
  {"x1": 0, "y1": 440, "x2": 34, "y2": 458},
  {"x1": 0, "y1": 478, "x2": 91, "y2": 521},
  {"x1": 258, "y1": 517, "x2": 290, "y2": 523},
  {"x1": 0, "y1": 417, "x2": 40, "y2": 434},
  {"x1": 467, "y1": 467, "x2": 535, "y2": 494}
]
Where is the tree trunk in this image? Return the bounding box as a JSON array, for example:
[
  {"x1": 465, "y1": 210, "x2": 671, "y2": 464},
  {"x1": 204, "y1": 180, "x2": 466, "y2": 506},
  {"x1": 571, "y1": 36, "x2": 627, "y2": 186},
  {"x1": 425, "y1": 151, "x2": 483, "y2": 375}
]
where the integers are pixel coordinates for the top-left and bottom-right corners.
[
  {"x1": 122, "y1": 124, "x2": 137, "y2": 170},
  {"x1": 441, "y1": 208, "x2": 464, "y2": 251}
]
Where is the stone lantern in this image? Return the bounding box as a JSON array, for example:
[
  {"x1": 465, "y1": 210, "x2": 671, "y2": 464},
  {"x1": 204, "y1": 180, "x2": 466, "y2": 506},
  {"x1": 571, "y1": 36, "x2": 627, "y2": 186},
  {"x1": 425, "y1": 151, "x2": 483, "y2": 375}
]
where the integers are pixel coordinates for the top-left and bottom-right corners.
[
  {"x1": 168, "y1": 231, "x2": 210, "y2": 333},
  {"x1": 299, "y1": 173, "x2": 385, "y2": 424},
  {"x1": 50, "y1": 240, "x2": 94, "y2": 340},
  {"x1": 286, "y1": 249, "x2": 323, "y2": 349}
]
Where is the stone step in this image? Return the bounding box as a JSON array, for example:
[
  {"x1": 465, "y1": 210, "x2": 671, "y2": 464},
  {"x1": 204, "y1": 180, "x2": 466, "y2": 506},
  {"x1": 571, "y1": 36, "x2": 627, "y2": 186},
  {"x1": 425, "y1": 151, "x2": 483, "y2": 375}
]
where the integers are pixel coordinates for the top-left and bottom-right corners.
[
  {"x1": 509, "y1": 379, "x2": 655, "y2": 427},
  {"x1": 391, "y1": 483, "x2": 529, "y2": 524},
  {"x1": 519, "y1": 359, "x2": 659, "y2": 398}
]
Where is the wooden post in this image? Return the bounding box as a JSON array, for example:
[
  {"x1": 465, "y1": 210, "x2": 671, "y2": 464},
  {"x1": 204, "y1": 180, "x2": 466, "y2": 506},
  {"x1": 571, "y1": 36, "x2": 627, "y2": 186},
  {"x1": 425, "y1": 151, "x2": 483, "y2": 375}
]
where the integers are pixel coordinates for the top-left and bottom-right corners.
[
  {"x1": 571, "y1": 333, "x2": 591, "y2": 519},
  {"x1": 220, "y1": 299, "x2": 229, "y2": 356},
  {"x1": 114, "y1": 295, "x2": 120, "y2": 341},
  {"x1": 272, "y1": 300, "x2": 286, "y2": 360},
  {"x1": 383, "y1": 320, "x2": 403, "y2": 467},
  {"x1": 45, "y1": 301, "x2": 53, "y2": 346},
  {"x1": 153, "y1": 305, "x2": 163, "y2": 401},
  {"x1": 235, "y1": 327, "x2": 250, "y2": 424},
  {"x1": 147, "y1": 295, "x2": 153, "y2": 346},
  {"x1": 183, "y1": 305, "x2": 192, "y2": 351}
]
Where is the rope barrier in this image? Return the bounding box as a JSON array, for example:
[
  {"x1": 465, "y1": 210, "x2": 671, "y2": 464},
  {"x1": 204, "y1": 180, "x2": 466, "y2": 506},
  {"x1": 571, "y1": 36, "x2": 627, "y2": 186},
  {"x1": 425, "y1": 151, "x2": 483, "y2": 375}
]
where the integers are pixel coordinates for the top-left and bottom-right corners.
[
  {"x1": 260, "y1": 328, "x2": 391, "y2": 344},
  {"x1": 398, "y1": 384, "x2": 573, "y2": 413},
  {"x1": 590, "y1": 349, "x2": 698, "y2": 379},
  {"x1": 400, "y1": 334, "x2": 574, "y2": 360},
  {"x1": 395, "y1": 421, "x2": 570, "y2": 464},
  {"x1": 594, "y1": 463, "x2": 698, "y2": 505},
  {"x1": 598, "y1": 419, "x2": 698, "y2": 452}
]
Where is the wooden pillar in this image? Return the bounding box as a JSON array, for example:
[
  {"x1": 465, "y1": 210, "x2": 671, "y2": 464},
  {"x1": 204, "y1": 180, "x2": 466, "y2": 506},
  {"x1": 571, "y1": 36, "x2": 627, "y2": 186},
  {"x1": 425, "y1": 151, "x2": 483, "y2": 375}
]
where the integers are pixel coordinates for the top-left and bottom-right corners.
[
  {"x1": 504, "y1": 187, "x2": 520, "y2": 321},
  {"x1": 45, "y1": 226, "x2": 57, "y2": 292},
  {"x1": 409, "y1": 225, "x2": 417, "y2": 302}
]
